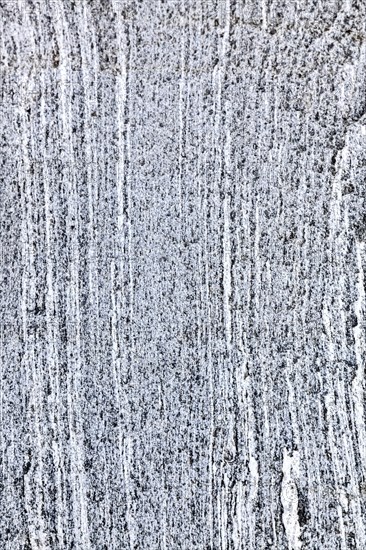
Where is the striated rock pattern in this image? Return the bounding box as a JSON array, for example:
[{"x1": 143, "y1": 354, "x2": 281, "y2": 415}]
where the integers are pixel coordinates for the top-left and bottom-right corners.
[{"x1": 1, "y1": 1, "x2": 366, "y2": 548}]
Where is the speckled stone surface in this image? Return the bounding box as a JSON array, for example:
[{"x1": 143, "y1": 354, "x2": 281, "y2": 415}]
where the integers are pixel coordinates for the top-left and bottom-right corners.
[{"x1": 1, "y1": 1, "x2": 366, "y2": 549}]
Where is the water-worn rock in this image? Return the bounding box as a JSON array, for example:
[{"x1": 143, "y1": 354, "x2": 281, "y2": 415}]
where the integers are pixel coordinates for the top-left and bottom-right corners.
[{"x1": 1, "y1": 1, "x2": 366, "y2": 548}]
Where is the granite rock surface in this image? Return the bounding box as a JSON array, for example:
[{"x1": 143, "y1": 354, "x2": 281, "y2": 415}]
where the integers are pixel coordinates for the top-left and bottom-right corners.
[{"x1": 1, "y1": 1, "x2": 366, "y2": 548}]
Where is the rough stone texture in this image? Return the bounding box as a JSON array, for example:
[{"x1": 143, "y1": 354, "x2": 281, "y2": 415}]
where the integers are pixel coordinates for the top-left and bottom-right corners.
[{"x1": 1, "y1": 1, "x2": 366, "y2": 549}]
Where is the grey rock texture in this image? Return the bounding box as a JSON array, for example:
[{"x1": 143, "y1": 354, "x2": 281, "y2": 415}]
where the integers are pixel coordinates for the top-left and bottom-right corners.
[{"x1": 1, "y1": 1, "x2": 366, "y2": 548}]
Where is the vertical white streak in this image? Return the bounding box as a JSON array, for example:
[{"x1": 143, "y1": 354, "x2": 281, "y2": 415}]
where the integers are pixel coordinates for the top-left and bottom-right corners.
[
  {"x1": 110, "y1": 261, "x2": 123, "y2": 461},
  {"x1": 125, "y1": 35, "x2": 134, "y2": 334},
  {"x1": 53, "y1": 3, "x2": 91, "y2": 547},
  {"x1": 124, "y1": 436, "x2": 137, "y2": 550},
  {"x1": 223, "y1": 185, "x2": 232, "y2": 350},
  {"x1": 238, "y1": 192, "x2": 258, "y2": 550},
  {"x1": 222, "y1": 0, "x2": 230, "y2": 59},
  {"x1": 262, "y1": 0, "x2": 268, "y2": 30},
  {"x1": 113, "y1": 10, "x2": 137, "y2": 548},
  {"x1": 213, "y1": 0, "x2": 232, "y2": 353},
  {"x1": 281, "y1": 449, "x2": 301, "y2": 550},
  {"x1": 178, "y1": 4, "x2": 185, "y2": 219},
  {"x1": 352, "y1": 242, "x2": 366, "y2": 471},
  {"x1": 203, "y1": 177, "x2": 215, "y2": 547},
  {"x1": 246, "y1": 375, "x2": 259, "y2": 549},
  {"x1": 76, "y1": 0, "x2": 99, "y2": 303},
  {"x1": 114, "y1": 5, "x2": 127, "y2": 234},
  {"x1": 285, "y1": 364, "x2": 300, "y2": 451},
  {"x1": 17, "y1": 18, "x2": 49, "y2": 544},
  {"x1": 324, "y1": 391, "x2": 347, "y2": 550},
  {"x1": 254, "y1": 204, "x2": 269, "y2": 442},
  {"x1": 232, "y1": 481, "x2": 243, "y2": 549},
  {"x1": 322, "y1": 306, "x2": 335, "y2": 362},
  {"x1": 40, "y1": 68, "x2": 65, "y2": 548},
  {"x1": 223, "y1": 77, "x2": 232, "y2": 349}
]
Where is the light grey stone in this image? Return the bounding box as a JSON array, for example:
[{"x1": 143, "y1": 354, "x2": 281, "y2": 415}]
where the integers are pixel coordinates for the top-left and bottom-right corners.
[{"x1": 1, "y1": 1, "x2": 366, "y2": 548}]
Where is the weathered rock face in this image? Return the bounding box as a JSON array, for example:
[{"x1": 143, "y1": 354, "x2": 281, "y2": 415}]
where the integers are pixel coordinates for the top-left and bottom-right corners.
[{"x1": 1, "y1": 1, "x2": 366, "y2": 548}]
